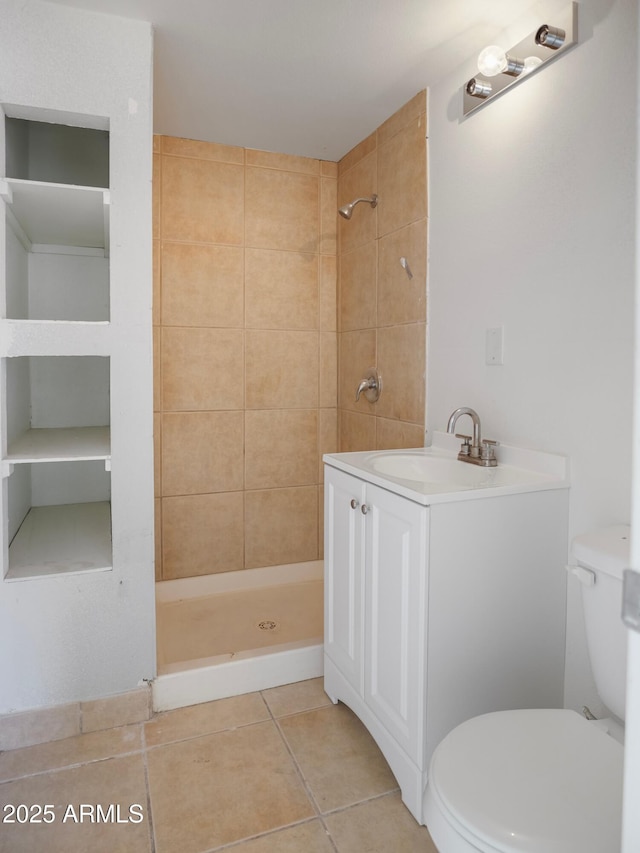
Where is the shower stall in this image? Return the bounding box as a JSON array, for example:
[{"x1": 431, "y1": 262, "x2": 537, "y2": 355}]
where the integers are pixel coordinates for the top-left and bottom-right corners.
[{"x1": 153, "y1": 89, "x2": 427, "y2": 710}]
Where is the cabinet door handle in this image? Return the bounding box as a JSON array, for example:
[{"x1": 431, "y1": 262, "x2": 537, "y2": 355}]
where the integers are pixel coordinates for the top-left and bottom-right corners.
[
  {"x1": 350, "y1": 499, "x2": 359, "y2": 510},
  {"x1": 361, "y1": 504, "x2": 369, "y2": 515}
]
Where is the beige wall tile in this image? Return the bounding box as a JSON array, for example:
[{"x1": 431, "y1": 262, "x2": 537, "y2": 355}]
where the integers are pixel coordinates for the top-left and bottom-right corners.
[
  {"x1": 339, "y1": 241, "x2": 377, "y2": 331},
  {"x1": 245, "y1": 487, "x2": 318, "y2": 568},
  {"x1": 338, "y1": 328, "x2": 376, "y2": 413},
  {"x1": 339, "y1": 132, "x2": 376, "y2": 176},
  {"x1": 153, "y1": 131, "x2": 339, "y2": 586},
  {"x1": 147, "y1": 724, "x2": 313, "y2": 851},
  {"x1": 154, "y1": 497, "x2": 162, "y2": 581},
  {"x1": 377, "y1": 219, "x2": 427, "y2": 326},
  {"x1": 161, "y1": 327, "x2": 244, "y2": 411},
  {"x1": 153, "y1": 152, "x2": 161, "y2": 240},
  {"x1": 153, "y1": 239, "x2": 160, "y2": 326},
  {"x1": 246, "y1": 330, "x2": 319, "y2": 409},
  {"x1": 81, "y1": 687, "x2": 151, "y2": 733},
  {"x1": 338, "y1": 152, "x2": 377, "y2": 255},
  {"x1": 376, "y1": 417, "x2": 425, "y2": 450},
  {"x1": 162, "y1": 492, "x2": 244, "y2": 578},
  {"x1": 245, "y1": 410, "x2": 318, "y2": 489},
  {"x1": 245, "y1": 167, "x2": 319, "y2": 252},
  {"x1": 377, "y1": 115, "x2": 427, "y2": 237},
  {"x1": 162, "y1": 135, "x2": 244, "y2": 164},
  {"x1": 0, "y1": 703, "x2": 79, "y2": 751},
  {"x1": 153, "y1": 326, "x2": 161, "y2": 411},
  {"x1": 377, "y1": 90, "x2": 427, "y2": 146},
  {"x1": 162, "y1": 242, "x2": 244, "y2": 328},
  {"x1": 339, "y1": 410, "x2": 376, "y2": 452},
  {"x1": 320, "y1": 255, "x2": 337, "y2": 331},
  {"x1": 318, "y1": 483, "x2": 325, "y2": 560},
  {"x1": 154, "y1": 412, "x2": 161, "y2": 497},
  {"x1": 246, "y1": 148, "x2": 319, "y2": 175},
  {"x1": 320, "y1": 176, "x2": 338, "y2": 255},
  {"x1": 162, "y1": 411, "x2": 244, "y2": 495},
  {"x1": 320, "y1": 332, "x2": 337, "y2": 408},
  {"x1": 376, "y1": 323, "x2": 426, "y2": 424},
  {"x1": 162, "y1": 155, "x2": 244, "y2": 244},
  {"x1": 245, "y1": 249, "x2": 318, "y2": 330},
  {"x1": 319, "y1": 408, "x2": 338, "y2": 481}
]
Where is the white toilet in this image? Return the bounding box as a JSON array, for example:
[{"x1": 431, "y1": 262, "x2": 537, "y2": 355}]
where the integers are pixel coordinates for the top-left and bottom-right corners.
[{"x1": 423, "y1": 524, "x2": 629, "y2": 853}]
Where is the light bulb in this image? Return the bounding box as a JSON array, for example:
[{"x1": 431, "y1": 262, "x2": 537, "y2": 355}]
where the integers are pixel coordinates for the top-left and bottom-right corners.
[
  {"x1": 477, "y1": 45, "x2": 508, "y2": 77},
  {"x1": 522, "y1": 56, "x2": 543, "y2": 75}
]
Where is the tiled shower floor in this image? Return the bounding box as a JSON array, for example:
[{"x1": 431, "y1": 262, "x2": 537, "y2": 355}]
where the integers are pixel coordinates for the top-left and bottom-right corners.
[{"x1": 156, "y1": 579, "x2": 324, "y2": 670}]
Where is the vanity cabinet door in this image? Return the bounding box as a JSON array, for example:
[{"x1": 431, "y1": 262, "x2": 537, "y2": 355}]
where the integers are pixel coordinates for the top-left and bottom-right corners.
[
  {"x1": 363, "y1": 483, "x2": 428, "y2": 763},
  {"x1": 324, "y1": 466, "x2": 366, "y2": 695}
]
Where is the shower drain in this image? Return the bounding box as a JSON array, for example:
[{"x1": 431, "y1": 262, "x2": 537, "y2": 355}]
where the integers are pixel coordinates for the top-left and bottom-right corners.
[{"x1": 257, "y1": 620, "x2": 277, "y2": 631}]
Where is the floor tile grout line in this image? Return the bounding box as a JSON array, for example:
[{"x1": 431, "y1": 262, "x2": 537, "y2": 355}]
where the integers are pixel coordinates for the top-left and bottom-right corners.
[
  {"x1": 196, "y1": 816, "x2": 328, "y2": 853},
  {"x1": 261, "y1": 693, "x2": 340, "y2": 853},
  {"x1": 0, "y1": 745, "x2": 147, "y2": 784},
  {"x1": 141, "y1": 724, "x2": 158, "y2": 853},
  {"x1": 320, "y1": 786, "x2": 403, "y2": 818}
]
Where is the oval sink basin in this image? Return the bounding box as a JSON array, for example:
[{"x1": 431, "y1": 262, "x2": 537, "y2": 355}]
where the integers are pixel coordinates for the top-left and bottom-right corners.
[
  {"x1": 368, "y1": 453, "x2": 490, "y2": 485},
  {"x1": 363, "y1": 451, "x2": 551, "y2": 491}
]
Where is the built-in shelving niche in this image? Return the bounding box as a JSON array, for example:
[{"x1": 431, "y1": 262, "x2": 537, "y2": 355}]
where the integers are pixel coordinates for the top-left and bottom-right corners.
[
  {"x1": 3, "y1": 118, "x2": 109, "y2": 322},
  {"x1": 6, "y1": 461, "x2": 112, "y2": 581},
  {"x1": 2, "y1": 355, "x2": 111, "y2": 580}
]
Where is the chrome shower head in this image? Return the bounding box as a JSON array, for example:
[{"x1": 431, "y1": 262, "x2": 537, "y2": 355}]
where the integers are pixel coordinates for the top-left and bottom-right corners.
[{"x1": 338, "y1": 194, "x2": 378, "y2": 220}]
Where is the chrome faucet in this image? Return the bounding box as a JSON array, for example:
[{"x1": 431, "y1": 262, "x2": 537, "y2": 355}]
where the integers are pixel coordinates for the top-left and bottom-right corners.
[
  {"x1": 355, "y1": 368, "x2": 382, "y2": 403},
  {"x1": 446, "y1": 407, "x2": 498, "y2": 467}
]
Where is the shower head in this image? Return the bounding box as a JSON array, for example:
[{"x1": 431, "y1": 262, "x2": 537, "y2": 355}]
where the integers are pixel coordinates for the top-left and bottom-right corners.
[{"x1": 338, "y1": 194, "x2": 378, "y2": 220}]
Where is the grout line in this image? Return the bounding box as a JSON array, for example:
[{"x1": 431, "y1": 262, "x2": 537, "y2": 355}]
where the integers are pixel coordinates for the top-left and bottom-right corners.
[
  {"x1": 0, "y1": 745, "x2": 146, "y2": 784},
  {"x1": 320, "y1": 786, "x2": 402, "y2": 819},
  {"x1": 141, "y1": 724, "x2": 157, "y2": 853},
  {"x1": 261, "y1": 696, "x2": 340, "y2": 852},
  {"x1": 198, "y1": 817, "x2": 326, "y2": 853}
]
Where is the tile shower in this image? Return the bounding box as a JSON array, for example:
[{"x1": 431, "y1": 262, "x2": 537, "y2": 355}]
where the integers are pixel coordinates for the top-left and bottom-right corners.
[{"x1": 152, "y1": 91, "x2": 427, "y2": 699}]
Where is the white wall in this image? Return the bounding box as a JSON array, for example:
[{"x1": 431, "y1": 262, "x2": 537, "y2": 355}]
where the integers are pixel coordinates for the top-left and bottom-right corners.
[
  {"x1": 427, "y1": 0, "x2": 637, "y2": 714},
  {"x1": 0, "y1": 0, "x2": 155, "y2": 712}
]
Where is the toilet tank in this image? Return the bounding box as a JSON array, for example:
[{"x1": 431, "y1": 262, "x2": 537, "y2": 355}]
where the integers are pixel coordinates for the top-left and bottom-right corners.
[{"x1": 572, "y1": 525, "x2": 630, "y2": 722}]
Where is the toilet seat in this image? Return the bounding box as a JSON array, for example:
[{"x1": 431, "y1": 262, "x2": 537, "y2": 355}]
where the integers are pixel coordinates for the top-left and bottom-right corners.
[{"x1": 424, "y1": 709, "x2": 623, "y2": 853}]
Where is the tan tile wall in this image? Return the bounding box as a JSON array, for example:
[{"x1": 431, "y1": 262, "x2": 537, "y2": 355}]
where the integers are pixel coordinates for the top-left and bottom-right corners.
[
  {"x1": 153, "y1": 135, "x2": 338, "y2": 580},
  {"x1": 338, "y1": 91, "x2": 427, "y2": 451}
]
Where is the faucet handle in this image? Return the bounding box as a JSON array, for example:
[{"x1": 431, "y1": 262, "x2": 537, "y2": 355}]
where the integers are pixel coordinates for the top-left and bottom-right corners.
[
  {"x1": 455, "y1": 433, "x2": 472, "y2": 456},
  {"x1": 481, "y1": 439, "x2": 499, "y2": 461}
]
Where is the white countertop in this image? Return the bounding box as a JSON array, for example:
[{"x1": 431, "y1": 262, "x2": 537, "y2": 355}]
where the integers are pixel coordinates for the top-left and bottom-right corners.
[{"x1": 323, "y1": 431, "x2": 570, "y2": 506}]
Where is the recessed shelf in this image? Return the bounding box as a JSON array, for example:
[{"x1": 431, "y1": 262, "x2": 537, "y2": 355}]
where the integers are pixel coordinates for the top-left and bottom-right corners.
[
  {"x1": 6, "y1": 500, "x2": 112, "y2": 580},
  {"x1": 2, "y1": 178, "x2": 109, "y2": 251},
  {"x1": 6, "y1": 426, "x2": 110, "y2": 463}
]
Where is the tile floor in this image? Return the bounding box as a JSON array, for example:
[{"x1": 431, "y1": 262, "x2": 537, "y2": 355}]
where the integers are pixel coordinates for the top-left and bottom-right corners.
[{"x1": 0, "y1": 678, "x2": 438, "y2": 852}]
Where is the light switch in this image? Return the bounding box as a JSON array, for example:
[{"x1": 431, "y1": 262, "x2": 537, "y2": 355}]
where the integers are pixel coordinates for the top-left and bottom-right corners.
[{"x1": 485, "y1": 327, "x2": 504, "y2": 366}]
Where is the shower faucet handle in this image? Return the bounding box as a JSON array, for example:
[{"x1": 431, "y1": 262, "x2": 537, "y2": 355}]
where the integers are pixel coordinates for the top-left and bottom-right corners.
[{"x1": 355, "y1": 368, "x2": 382, "y2": 403}]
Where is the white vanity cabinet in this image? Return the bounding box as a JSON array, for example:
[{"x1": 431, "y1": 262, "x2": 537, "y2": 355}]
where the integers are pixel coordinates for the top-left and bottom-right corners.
[
  {"x1": 323, "y1": 447, "x2": 569, "y2": 824},
  {"x1": 324, "y1": 467, "x2": 428, "y2": 764}
]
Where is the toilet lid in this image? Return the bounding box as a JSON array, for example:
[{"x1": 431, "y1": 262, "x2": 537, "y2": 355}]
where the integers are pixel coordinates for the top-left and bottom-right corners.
[{"x1": 428, "y1": 709, "x2": 623, "y2": 853}]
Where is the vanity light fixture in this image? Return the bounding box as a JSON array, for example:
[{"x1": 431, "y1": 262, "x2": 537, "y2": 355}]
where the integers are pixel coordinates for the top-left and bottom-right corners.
[{"x1": 463, "y1": 2, "x2": 577, "y2": 116}]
